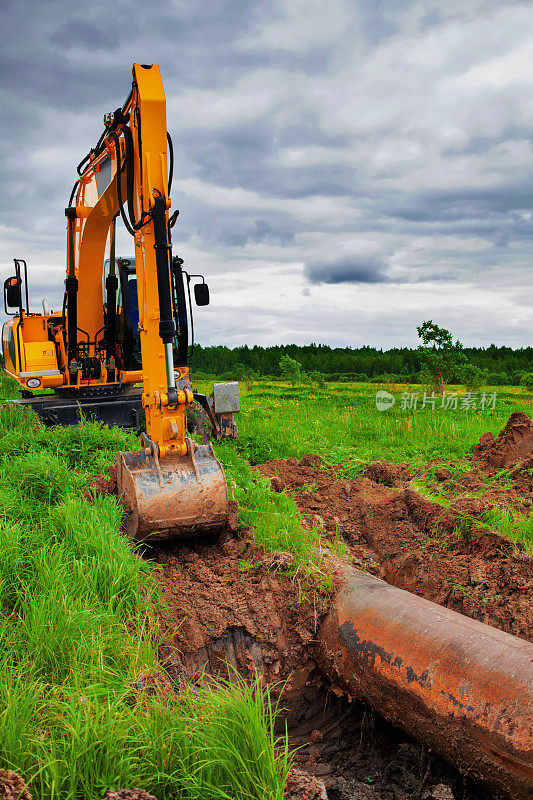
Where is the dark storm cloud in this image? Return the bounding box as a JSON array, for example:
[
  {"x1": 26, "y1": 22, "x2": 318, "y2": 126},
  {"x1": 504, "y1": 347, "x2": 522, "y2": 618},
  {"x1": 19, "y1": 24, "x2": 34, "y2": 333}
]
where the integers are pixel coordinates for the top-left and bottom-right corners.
[
  {"x1": 303, "y1": 254, "x2": 460, "y2": 285},
  {"x1": 389, "y1": 181, "x2": 533, "y2": 222},
  {"x1": 305, "y1": 255, "x2": 389, "y2": 284},
  {"x1": 1, "y1": 0, "x2": 533, "y2": 344},
  {"x1": 0, "y1": 1, "x2": 265, "y2": 109},
  {"x1": 175, "y1": 113, "x2": 357, "y2": 207},
  {"x1": 383, "y1": 181, "x2": 533, "y2": 263},
  {"x1": 50, "y1": 18, "x2": 114, "y2": 50}
]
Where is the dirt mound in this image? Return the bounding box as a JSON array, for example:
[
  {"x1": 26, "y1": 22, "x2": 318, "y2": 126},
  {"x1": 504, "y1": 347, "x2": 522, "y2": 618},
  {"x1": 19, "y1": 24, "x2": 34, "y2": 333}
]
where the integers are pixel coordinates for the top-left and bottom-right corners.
[
  {"x1": 284, "y1": 768, "x2": 327, "y2": 799},
  {"x1": 422, "y1": 460, "x2": 533, "y2": 517},
  {"x1": 0, "y1": 771, "x2": 31, "y2": 800},
  {"x1": 364, "y1": 460, "x2": 411, "y2": 487},
  {"x1": 473, "y1": 411, "x2": 533, "y2": 468},
  {"x1": 149, "y1": 533, "x2": 324, "y2": 695},
  {"x1": 256, "y1": 456, "x2": 533, "y2": 640},
  {"x1": 83, "y1": 466, "x2": 117, "y2": 499}
]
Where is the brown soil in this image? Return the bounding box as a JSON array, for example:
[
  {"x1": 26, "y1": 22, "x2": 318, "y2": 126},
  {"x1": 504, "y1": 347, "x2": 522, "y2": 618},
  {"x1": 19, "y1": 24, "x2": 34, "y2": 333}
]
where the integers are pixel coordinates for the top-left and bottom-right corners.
[
  {"x1": 85, "y1": 414, "x2": 533, "y2": 798},
  {"x1": 83, "y1": 465, "x2": 117, "y2": 499},
  {"x1": 472, "y1": 411, "x2": 533, "y2": 469},
  {"x1": 150, "y1": 533, "x2": 323, "y2": 695},
  {"x1": 255, "y1": 455, "x2": 533, "y2": 641},
  {"x1": 0, "y1": 771, "x2": 31, "y2": 800},
  {"x1": 412, "y1": 413, "x2": 533, "y2": 521},
  {"x1": 285, "y1": 768, "x2": 327, "y2": 800},
  {"x1": 364, "y1": 460, "x2": 411, "y2": 487}
]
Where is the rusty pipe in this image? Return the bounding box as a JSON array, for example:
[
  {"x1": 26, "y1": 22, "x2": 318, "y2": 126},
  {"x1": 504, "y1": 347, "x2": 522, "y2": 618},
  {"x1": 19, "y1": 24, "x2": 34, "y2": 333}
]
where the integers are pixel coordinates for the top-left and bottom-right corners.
[{"x1": 317, "y1": 568, "x2": 533, "y2": 799}]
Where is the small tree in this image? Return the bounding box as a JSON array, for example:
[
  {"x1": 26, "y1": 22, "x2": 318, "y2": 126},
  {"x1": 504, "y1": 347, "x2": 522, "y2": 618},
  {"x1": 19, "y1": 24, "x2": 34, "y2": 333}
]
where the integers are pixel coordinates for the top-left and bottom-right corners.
[
  {"x1": 232, "y1": 362, "x2": 248, "y2": 380},
  {"x1": 308, "y1": 370, "x2": 326, "y2": 389},
  {"x1": 487, "y1": 371, "x2": 509, "y2": 386},
  {"x1": 520, "y1": 373, "x2": 533, "y2": 394},
  {"x1": 417, "y1": 320, "x2": 467, "y2": 395},
  {"x1": 460, "y1": 364, "x2": 488, "y2": 392},
  {"x1": 279, "y1": 355, "x2": 302, "y2": 385}
]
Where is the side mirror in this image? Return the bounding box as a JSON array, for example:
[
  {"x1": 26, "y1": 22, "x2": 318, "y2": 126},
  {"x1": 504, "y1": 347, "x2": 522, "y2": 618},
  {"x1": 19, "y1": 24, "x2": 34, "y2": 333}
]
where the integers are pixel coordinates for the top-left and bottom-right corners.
[
  {"x1": 4, "y1": 277, "x2": 22, "y2": 311},
  {"x1": 194, "y1": 282, "x2": 210, "y2": 306}
]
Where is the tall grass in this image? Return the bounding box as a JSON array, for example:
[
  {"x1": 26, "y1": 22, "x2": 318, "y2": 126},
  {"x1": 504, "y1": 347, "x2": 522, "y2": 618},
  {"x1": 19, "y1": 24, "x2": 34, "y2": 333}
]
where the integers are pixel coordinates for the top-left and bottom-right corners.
[
  {"x1": 0, "y1": 383, "x2": 289, "y2": 799},
  {"x1": 0, "y1": 676, "x2": 287, "y2": 800},
  {"x1": 216, "y1": 442, "x2": 329, "y2": 583},
  {"x1": 215, "y1": 380, "x2": 530, "y2": 466}
]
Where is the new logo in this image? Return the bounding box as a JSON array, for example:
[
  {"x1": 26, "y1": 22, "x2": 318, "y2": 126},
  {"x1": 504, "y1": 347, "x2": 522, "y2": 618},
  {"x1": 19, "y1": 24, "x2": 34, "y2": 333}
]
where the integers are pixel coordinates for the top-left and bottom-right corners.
[{"x1": 375, "y1": 390, "x2": 395, "y2": 412}]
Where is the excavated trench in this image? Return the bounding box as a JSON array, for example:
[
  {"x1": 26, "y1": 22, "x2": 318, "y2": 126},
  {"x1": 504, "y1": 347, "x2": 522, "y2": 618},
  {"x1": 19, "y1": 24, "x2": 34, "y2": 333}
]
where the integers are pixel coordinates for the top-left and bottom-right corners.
[
  {"x1": 85, "y1": 412, "x2": 533, "y2": 799},
  {"x1": 148, "y1": 534, "x2": 506, "y2": 800}
]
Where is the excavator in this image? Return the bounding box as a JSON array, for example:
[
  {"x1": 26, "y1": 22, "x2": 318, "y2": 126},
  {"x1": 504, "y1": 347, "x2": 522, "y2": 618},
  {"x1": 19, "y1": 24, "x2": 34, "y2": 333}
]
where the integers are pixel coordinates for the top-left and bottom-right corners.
[{"x1": 2, "y1": 63, "x2": 238, "y2": 541}]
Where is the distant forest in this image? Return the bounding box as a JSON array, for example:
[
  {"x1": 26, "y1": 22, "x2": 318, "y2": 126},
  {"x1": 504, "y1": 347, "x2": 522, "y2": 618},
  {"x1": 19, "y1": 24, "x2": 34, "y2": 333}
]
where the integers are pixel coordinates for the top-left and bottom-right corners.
[{"x1": 190, "y1": 343, "x2": 533, "y2": 385}]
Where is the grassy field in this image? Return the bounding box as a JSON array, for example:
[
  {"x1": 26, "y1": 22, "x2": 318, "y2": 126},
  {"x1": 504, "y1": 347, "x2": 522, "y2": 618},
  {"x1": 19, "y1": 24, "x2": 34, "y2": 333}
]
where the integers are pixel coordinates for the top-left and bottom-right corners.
[
  {"x1": 0, "y1": 373, "x2": 289, "y2": 800},
  {"x1": 0, "y1": 373, "x2": 530, "y2": 796},
  {"x1": 205, "y1": 378, "x2": 533, "y2": 551},
  {"x1": 207, "y1": 379, "x2": 530, "y2": 467}
]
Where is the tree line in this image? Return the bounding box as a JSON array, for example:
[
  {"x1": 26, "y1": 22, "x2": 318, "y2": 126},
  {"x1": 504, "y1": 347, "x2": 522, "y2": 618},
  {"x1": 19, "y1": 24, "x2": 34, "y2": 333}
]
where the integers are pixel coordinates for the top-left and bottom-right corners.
[{"x1": 190, "y1": 338, "x2": 533, "y2": 386}]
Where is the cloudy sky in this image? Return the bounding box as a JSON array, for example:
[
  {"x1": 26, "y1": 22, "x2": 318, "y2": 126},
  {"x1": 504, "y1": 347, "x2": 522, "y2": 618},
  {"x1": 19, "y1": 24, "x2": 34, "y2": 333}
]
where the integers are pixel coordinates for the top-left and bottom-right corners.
[{"x1": 1, "y1": 0, "x2": 533, "y2": 349}]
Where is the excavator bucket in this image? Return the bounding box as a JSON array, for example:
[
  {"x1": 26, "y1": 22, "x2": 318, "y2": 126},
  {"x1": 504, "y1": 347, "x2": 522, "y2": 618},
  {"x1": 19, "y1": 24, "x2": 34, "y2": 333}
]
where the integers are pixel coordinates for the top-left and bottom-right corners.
[{"x1": 117, "y1": 438, "x2": 229, "y2": 542}]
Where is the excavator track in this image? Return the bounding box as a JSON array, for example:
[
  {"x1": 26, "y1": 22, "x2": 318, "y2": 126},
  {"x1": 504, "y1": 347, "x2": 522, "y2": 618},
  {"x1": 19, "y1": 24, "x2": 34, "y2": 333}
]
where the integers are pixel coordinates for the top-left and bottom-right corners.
[{"x1": 7, "y1": 386, "x2": 143, "y2": 430}]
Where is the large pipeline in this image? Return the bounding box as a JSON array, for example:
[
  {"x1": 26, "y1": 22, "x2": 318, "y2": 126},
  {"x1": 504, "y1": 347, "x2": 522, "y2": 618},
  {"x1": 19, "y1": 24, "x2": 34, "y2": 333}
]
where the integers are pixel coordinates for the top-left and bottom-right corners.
[{"x1": 318, "y1": 568, "x2": 533, "y2": 799}]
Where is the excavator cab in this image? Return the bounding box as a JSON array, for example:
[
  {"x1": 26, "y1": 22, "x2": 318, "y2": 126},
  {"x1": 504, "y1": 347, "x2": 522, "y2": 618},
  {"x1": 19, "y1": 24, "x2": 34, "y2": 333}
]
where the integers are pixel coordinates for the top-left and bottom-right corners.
[
  {"x1": 103, "y1": 256, "x2": 142, "y2": 370},
  {"x1": 118, "y1": 258, "x2": 142, "y2": 371}
]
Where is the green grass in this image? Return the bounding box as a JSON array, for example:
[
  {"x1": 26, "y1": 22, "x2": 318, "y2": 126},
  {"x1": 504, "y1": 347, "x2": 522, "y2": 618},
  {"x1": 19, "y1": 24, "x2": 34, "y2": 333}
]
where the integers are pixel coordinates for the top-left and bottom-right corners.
[
  {"x1": 0, "y1": 675, "x2": 287, "y2": 800},
  {"x1": 202, "y1": 379, "x2": 530, "y2": 467},
  {"x1": 0, "y1": 375, "x2": 289, "y2": 799},
  {"x1": 215, "y1": 442, "x2": 331, "y2": 588},
  {"x1": 197, "y1": 378, "x2": 533, "y2": 551},
  {"x1": 414, "y1": 459, "x2": 533, "y2": 551},
  {"x1": 478, "y1": 507, "x2": 533, "y2": 550},
  {"x1": 412, "y1": 474, "x2": 533, "y2": 552}
]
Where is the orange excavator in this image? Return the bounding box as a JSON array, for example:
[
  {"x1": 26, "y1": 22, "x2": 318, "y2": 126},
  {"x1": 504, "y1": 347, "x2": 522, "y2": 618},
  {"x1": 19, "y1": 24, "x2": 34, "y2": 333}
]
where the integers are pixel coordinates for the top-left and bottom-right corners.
[{"x1": 2, "y1": 63, "x2": 238, "y2": 541}]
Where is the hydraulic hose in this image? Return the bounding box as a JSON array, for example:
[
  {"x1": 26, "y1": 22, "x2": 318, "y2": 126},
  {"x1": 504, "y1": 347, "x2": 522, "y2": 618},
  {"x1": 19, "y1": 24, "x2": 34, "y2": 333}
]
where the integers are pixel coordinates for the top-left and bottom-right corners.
[
  {"x1": 167, "y1": 131, "x2": 173, "y2": 195},
  {"x1": 67, "y1": 179, "x2": 79, "y2": 209},
  {"x1": 108, "y1": 131, "x2": 136, "y2": 237},
  {"x1": 152, "y1": 195, "x2": 177, "y2": 403},
  {"x1": 109, "y1": 128, "x2": 150, "y2": 236},
  {"x1": 76, "y1": 129, "x2": 107, "y2": 176},
  {"x1": 171, "y1": 257, "x2": 189, "y2": 365},
  {"x1": 64, "y1": 206, "x2": 78, "y2": 370}
]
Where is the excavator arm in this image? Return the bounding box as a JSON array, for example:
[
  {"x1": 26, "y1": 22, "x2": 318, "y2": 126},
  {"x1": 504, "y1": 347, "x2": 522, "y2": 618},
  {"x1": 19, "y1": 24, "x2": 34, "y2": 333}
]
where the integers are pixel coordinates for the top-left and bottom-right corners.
[
  {"x1": 69, "y1": 63, "x2": 189, "y2": 457},
  {"x1": 3, "y1": 63, "x2": 235, "y2": 541}
]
